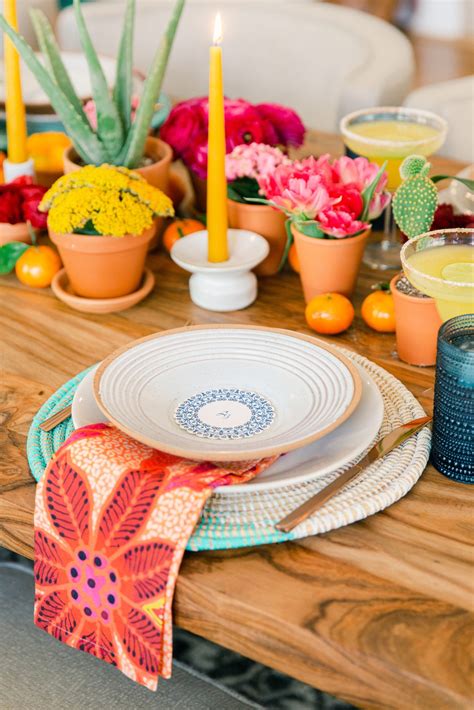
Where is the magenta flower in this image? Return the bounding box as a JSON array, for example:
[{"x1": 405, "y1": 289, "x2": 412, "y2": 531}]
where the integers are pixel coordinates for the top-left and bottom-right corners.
[
  {"x1": 159, "y1": 96, "x2": 305, "y2": 178},
  {"x1": 255, "y1": 103, "x2": 306, "y2": 147},
  {"x1": 160, "y1": 97, "x2": 207, "y2": 156}
]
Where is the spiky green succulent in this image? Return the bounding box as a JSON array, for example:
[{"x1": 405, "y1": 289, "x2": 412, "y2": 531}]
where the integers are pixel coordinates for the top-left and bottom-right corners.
[
  {"x1": 0, "y1": 0, "x2": 185, "y2": 168},
  {"x1": 393, "y1": 155, "x2": 438, "y2": 238}
]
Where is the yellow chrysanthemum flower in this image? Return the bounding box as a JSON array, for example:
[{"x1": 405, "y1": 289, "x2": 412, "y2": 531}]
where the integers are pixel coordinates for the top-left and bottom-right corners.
[{"x1": 40, "y1": 164, "x2": 174, "y2": 237}]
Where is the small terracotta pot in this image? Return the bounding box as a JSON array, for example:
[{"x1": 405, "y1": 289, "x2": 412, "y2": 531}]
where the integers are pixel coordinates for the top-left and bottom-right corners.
[
  {"x1": 49, "y1": 224, "x2": 155, "y2": 299},
  {"x1": 291, "y1": 224, "x2": 370, "y2": 302},
  {"x1": 0, "y1": 222, "x2": 32, "y2": 247},
  {"x1": 63, "y1": 137, "x2": 173, "y2": 193},
  {"x1": 390, "y1": 273, "x2": 442, "y2": 366},
  {"x1": 227, "y1": 199, "x2": 287, "y2": 276}
]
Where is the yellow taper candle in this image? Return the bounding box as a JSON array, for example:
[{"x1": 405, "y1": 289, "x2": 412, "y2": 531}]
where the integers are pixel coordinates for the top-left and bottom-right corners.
[
  {"x1": 4, "y1": 0, "x2": 28, "y2": 164},
  {"x1": 207, "y1": 13, "x2": 229, "y2": 263}
]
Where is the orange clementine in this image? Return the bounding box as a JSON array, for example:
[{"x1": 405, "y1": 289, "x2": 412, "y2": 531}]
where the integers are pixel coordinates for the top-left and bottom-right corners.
[
  {"x1": 305, "y1": 293, "x2": 354, "y2": 335},
  {"x1": 15, "y1": 245, "x2": 61, "y2": 288},
  {"x1": 162, "y1": 218, "x2": 204, "y2": 253},
  {"x1": 361, "y1": 289, "x2": 395, "y2": 333},
  {"x1": 288, "y1": 243, "x2": 300, "y2": 273}
]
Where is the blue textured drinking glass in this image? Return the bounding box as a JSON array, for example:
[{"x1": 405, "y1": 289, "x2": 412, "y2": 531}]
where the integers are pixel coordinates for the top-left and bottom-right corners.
[{"x1": 431, "y1": 314, "x2": 474, "y2": 483}]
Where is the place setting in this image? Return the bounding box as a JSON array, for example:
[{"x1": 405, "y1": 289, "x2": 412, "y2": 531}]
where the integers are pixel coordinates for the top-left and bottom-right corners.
[{"x1": 29, "y1": 323, "x2": 431, "y2": 554}]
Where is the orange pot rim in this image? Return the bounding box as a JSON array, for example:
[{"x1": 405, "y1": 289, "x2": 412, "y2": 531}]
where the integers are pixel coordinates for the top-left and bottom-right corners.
[
  {"x1": 227, "y1": 198, "x2": 283, "y2": 215},
  {"x1": 291, "y1": 223, "x2": 371, "y2": 245},
  {"x1": 63, "y1": 136, "x2": 173, "y2": 170},
  {"x1": 49, "y1": 223, "x2": 155, "y2": 252},
  {"x1": 390, "y1": 273, "x2": 435, "y2": 305}
]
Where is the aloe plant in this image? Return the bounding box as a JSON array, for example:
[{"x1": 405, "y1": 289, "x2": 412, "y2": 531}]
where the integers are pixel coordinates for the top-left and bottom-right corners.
[{"x1": 0, "y1": 0, "x2": 185, "y2": 168}]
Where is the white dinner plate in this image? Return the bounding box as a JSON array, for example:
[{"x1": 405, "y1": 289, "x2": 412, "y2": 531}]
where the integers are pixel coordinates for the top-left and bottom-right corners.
[
  {"x1": 93, "y1": 326, "x2": 362, "y2": 461},
  {"x1": 72, "y1": 359, "x2": 383, "y2": 492}
]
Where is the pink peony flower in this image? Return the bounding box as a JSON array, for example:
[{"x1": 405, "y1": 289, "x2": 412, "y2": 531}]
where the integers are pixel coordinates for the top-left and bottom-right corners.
[
  {"x1": 255, "y1": 103, "x2": 306, "y2": 147},
  {"x1": 317, "y1": 209, "x2": 369, "y2": 238},
  {"x1": 182, "y1": 129, "x2": 209, "y2": 179},
  {"x1": 225, "y1": 142, "x2": 290, "y2": 182},
  {"x1": 259, "y1": 162, "x2": 334, "y2": 219},
  {"x1": 332, "y1": 155, "x2": 390, "y2": 220}
]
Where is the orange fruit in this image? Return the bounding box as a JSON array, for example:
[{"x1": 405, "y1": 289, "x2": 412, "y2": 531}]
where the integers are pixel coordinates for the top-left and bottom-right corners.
[
  {"x1": 361, "y1": 289, "x2": 396, "y2": 333},
  {"x1": 288, "y1": 243, "x2": 300, "y2": 273},
  {"x1": 305, "y1": 293, "x2": 354, "y2": 335},
  {"x1": 162, "y1": 218, "x2": 204, "y2": 253},
  {"x1": 15, "y1": 245, "x2": 61, "y2": 288}
]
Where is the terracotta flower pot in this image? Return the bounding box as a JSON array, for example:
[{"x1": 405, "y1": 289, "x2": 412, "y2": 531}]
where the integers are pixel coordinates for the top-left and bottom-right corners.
[
  {"x1": 227, "y1": 199, "x2": 288, "y2": 276},
  {"x1": 63, "y1": 136, "x2": 173, "y2": 193},
  {"x1": 390, "y1": 273, "x2": 442, "y2": 366},
  {"x1": 291, "y1": 224, "x2": 370, "y2": 302},
  {"x1": 0, "y1": 222, "x2": 31, "y2": 247},
  {"x1": 49, "y1": 224, "x2": 155, "y2": 299}
]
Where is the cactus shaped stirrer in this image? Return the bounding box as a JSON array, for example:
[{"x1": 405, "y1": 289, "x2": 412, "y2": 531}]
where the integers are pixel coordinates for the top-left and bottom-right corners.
[{"x1": 393, "y1": 154, "x2": 474, "y2": 238}]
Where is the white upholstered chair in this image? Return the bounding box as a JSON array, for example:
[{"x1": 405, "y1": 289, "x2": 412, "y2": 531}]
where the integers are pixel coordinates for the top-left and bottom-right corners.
[
  {"x1": 56, "y1": 0, "x2": 415, "y2": 132},
  {"x1": 0, "y1": 0, "x2": 57, "y2": 51},
  {"x1": 404, "y1": 75, "x2": 474, "y2": 162}
]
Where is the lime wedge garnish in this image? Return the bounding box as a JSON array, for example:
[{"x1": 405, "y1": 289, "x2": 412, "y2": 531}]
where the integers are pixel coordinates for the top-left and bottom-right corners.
[{"x1": 441, "y1": 262, "x2": 474, "y2": 284}]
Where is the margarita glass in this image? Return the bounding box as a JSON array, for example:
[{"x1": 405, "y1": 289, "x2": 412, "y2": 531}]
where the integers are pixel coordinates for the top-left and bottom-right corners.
[
  {"x1": 340, "y1": 107, "x2": 448, "y2": 270},
  {"x1": 400, "y1": 229, "x2": 474, "y2": 321}
]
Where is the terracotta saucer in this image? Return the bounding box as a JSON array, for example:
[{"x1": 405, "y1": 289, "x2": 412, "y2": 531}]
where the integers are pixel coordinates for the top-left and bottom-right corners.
[{"x1": 51, "y1": 268, "x2": 155, "y2": 314}]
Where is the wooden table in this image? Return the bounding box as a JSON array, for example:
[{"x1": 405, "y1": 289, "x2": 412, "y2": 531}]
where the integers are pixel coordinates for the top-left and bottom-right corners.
[{"x1": 1, "y1": 135, "x2": 473, "y2": 709}]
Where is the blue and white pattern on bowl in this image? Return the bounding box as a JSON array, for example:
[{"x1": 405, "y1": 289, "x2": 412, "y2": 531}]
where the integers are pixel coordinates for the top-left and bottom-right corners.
[{"x1": 175, "y1": 388, "x2": 275, "y2": 440}]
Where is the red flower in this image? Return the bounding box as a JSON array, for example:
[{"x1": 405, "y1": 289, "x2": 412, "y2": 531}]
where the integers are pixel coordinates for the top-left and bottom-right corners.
[
  {"x1": 0, "y1": 186, "x2": 23, "y2": 224},
  {"x1": 0, "y1": 177, "x2": 47, "y2": 225},
  {"x1": 160, "y1": 96, "x2": 207, "y2": 156},
  {"x1": 159, "y1": 96, "x2": 305, "y2": 178},
  {"x1": 431, "y1": 203, "x2": 474, "y2": 230},
  {"x1": 255, "y1": 103, "x2": 306, "y2": 147}
]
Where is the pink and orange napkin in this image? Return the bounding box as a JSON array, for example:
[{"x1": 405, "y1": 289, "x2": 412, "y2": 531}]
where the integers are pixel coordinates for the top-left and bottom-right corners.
[{"x1": 34, "y1": 423, "x2": 276, "y2": 690}]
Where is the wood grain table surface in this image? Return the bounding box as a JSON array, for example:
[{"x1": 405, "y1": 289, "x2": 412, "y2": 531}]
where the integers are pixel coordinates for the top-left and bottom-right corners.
[{"x1": 1, "y1": 133, "x2": 473, "y2": 709}]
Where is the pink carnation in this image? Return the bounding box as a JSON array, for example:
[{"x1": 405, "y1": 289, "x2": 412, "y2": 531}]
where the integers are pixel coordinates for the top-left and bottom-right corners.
[
  {"x1": 332, "y1": 155, "x2": 390, "y2": 219},
  {"x1": 225, "y1": 142, "x2": 290, "y2": 182}
]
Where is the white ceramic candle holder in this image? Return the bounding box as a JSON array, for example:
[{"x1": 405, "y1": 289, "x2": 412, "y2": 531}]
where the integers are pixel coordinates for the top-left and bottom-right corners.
[
  {"x1": 3, "y1": 158, "x2": 35, "y2": 182},
  {"x1": 171, "y1": 229, "x2": 270, "y2": 312}
]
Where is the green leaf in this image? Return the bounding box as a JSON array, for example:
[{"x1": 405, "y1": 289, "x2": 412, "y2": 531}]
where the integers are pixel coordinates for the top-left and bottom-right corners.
[
  {"x1": 296, "y1": 220, "x2": 326, "y2": 238},
  {"x1": 113, "y1": 0, "x2": 135, "y2": 134},
  {"x1": 432, "y1": 175, "x2": 474, "y2": 191},
  {"x1": 227, "y1": 177, "x2": 261, "y2": 203},
  {"x1": 0, "y1": 13, "x2": 108, "y2": 164},
  {"x1": 0, "y1": 242, "x2": 29, "y2": 274},
  {"x1": 278, "y1": 218, "x2": 294, "y2": 271},
  {"x1": 360, "y1": 161, "x2": 387, "y2": 221},
  {"x1": 74, "y1": 0, "x2": 124, "y2": 159},
  {"x1": 120, "y1": 0, "x2": 185, "y2": 167},
  {"x1": 30, "y1": 9, "x2": 89, "y2": 122}
]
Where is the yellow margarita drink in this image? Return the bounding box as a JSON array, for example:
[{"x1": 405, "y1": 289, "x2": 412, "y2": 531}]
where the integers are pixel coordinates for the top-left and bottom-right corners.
[
  {"x1": 343, "y1": 120, "x2": 444, "y2": 190},
  {"x1": 401, "y1": 230, "x2": 474, "y2": 321}
]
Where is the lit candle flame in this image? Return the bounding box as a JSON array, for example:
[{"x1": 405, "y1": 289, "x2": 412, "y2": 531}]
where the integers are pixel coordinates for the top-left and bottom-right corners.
[{"x1": 213, "y1": 12, "x2": 222, "y2": 45}]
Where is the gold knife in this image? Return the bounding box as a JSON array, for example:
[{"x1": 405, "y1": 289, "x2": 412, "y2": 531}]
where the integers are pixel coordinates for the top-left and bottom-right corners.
[{"x1": 275, "y1": 415, "x2": 432, "y2": 533}]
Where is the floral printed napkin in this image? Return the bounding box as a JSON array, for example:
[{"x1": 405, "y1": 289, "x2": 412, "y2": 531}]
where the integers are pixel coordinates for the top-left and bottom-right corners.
[{"x1": 34, "y1": 423, "x2": 276, "y2": 690}]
